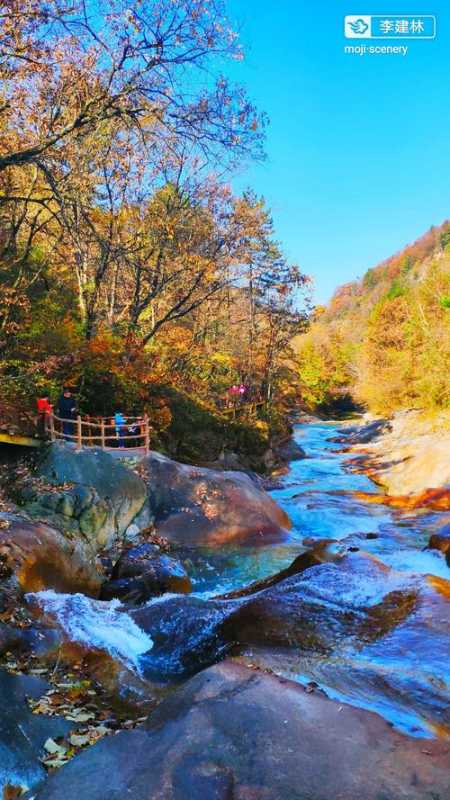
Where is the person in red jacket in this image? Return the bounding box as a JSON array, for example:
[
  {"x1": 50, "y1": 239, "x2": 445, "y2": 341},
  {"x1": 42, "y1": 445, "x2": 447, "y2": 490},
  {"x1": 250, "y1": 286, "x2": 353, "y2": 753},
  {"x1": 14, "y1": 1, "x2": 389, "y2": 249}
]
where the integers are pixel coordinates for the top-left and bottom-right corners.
[{"x1": 36, "y1": 396, "x2": 53, "y2": 437}]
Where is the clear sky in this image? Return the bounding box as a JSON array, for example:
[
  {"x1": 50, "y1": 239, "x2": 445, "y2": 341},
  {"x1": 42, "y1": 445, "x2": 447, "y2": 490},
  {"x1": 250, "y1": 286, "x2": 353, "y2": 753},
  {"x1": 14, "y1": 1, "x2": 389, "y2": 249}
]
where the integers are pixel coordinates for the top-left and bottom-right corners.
[{"x1": 226, "y1": 0, "x2": 450, "y2": 303}]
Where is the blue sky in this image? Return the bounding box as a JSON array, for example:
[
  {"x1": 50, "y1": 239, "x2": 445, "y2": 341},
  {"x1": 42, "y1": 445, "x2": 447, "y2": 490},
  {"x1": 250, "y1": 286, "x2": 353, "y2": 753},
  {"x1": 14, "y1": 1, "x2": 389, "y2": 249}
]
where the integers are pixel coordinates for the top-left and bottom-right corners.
[{"x1": 226, "y1": 0, "x2": 450, "y2": 303}]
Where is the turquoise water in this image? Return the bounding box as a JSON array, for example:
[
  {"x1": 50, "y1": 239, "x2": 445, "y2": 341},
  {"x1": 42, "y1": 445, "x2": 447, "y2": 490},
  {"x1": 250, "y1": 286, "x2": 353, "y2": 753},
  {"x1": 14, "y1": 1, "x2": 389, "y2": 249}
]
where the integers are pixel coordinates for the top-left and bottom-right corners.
[
  {"x1": 191, "y1": 422, "x2": 449, "y2": 595},
  {"x1": 191, "y1": 422, "x2": 450, "y2": 738}
]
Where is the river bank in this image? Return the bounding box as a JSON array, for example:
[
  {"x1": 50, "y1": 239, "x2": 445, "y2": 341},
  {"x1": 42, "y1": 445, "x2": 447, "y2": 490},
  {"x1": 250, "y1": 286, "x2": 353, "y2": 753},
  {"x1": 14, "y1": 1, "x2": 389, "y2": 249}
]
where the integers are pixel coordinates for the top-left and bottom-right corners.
[
  {"x1": 0, "y1": 418, "x2": 449, "y2": 798},
  {"x1": 346, "y1": 409, "x2": 450, "y2": 498}
]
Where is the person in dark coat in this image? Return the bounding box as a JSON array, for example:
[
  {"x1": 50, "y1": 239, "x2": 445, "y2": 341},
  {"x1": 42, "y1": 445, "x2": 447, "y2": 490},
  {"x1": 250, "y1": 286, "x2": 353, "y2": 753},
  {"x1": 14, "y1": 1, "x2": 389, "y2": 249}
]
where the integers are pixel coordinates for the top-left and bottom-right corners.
[{"x1": 58, "y1": 387, "x2": 76, "y2": 439}]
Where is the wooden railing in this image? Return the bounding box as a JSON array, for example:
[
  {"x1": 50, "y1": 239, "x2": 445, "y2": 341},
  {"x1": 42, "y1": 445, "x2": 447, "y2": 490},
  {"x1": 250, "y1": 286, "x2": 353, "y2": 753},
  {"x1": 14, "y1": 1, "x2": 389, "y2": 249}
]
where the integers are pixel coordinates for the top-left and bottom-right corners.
[
  {"x1": 220, "y1": 401, "x2": 265, "y2": 420},
  {"x1": 45, "y1": 413, "x2": 150, "y2": 454}
]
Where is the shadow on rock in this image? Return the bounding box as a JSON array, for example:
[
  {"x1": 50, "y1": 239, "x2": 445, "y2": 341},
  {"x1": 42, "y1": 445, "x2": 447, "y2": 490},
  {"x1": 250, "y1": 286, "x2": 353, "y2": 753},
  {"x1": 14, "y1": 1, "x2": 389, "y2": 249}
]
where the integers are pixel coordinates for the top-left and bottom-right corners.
[{"x1": 0, "y1": 670, "x2": 74, "y2": 795}]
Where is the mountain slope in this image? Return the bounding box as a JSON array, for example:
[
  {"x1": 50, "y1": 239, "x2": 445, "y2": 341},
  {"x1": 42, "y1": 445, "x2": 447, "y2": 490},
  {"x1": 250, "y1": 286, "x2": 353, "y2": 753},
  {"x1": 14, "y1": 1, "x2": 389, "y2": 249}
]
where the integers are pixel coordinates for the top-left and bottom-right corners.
[{"x1": 294, "y1": 222, "x2": 450, "y2": 413}]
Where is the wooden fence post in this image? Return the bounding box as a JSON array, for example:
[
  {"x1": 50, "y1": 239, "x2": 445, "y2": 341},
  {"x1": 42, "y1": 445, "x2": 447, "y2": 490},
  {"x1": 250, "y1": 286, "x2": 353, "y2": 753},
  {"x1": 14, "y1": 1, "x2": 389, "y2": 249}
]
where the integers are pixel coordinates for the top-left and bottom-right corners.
[
  {"x1": 49, "y1": 412, "x2": 56, "y2": 442},
  {"x1": 76, "y1": 415, "x2": 82, "y2": 451},
  {"x1": 144, "y1": 414, "x2": 150, "y2": 455},
  {"x1": 101, "y1": 419, "x2": 106, "y2": 450}
]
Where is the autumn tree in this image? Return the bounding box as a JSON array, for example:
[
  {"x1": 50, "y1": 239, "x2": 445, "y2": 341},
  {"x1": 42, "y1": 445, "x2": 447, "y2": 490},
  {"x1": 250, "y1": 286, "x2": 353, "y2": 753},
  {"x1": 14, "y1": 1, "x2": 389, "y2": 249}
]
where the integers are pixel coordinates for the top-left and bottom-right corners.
[
  {"x1": 0, "y1": 0, "x2": 315, "y2": 442},
  {"x1": 0, "y1": 0, "x2": 264, "y2": 174}
]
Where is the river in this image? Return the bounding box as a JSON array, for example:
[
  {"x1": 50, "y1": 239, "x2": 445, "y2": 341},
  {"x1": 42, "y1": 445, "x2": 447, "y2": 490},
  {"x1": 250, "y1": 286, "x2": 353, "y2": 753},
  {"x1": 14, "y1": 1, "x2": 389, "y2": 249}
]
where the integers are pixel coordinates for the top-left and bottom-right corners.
[
  {"x1": 34, "y1": 421, "x2": 450, "y2": 740},
  {"x1": 188, "y1": 421, "x2": 450, "y2": 738}
]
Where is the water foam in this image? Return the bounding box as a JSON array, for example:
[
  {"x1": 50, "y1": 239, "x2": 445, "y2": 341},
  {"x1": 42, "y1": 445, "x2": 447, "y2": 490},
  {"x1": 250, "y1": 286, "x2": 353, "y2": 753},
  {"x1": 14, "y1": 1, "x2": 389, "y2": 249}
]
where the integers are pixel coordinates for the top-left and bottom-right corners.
[
  {"x1": 382, "y1": 548, "x2": 450, "y2": 581},
  {"x1": 29, "y1": 590, "x2": 153, "y2": 672}
]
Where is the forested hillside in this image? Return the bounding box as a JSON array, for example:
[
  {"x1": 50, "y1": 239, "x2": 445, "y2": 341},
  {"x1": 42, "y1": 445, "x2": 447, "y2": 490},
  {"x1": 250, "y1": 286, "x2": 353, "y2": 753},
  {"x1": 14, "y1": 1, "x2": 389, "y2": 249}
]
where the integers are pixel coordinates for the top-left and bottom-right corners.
[{"x1": 294, "y1": 222, "x2": 450, "y2": 414}]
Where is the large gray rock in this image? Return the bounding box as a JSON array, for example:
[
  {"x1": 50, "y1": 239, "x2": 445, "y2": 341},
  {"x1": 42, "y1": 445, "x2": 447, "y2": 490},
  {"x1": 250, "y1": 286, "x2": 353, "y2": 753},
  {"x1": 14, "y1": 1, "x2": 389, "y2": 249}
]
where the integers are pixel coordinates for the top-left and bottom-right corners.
[
  {"x1": 347, "y1": 410, "x2": 450, "y2": 496},
  {"x1": 273, "y1": 437, "x2": 306, "y2": 462},
  {"x1": 25, "y1": 443, "x2": 148, "y2": 549},
  {"x1": 141, "y1": 452, "x2": 291, "y2": 546},
  {"x1": 0, "y1": 670, "x2": 73, "y2": 795},
  {"x1": 33, "y1": 662, "x2": 450, "y2": 800}
]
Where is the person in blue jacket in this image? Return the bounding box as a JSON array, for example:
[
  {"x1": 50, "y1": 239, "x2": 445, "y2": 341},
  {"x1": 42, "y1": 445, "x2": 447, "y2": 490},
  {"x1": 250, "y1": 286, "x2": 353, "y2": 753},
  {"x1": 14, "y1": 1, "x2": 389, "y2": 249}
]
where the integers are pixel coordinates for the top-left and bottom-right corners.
[{"x1": 114, "y1": 411, "x2": 126, "y2": 448}]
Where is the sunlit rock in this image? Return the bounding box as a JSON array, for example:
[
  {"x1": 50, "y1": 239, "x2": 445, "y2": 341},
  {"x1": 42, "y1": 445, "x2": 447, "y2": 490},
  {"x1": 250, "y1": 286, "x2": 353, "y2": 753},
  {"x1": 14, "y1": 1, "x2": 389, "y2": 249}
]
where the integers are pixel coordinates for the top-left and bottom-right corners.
[
  {"x1": 0, "y1": 516, "x2": 101, "y2": 598},
  {"x1": 353, "y1": 487, "x2": 450, "y2": 512},
  {"x1": 141, "y1": 452, "x2": 291, "y2": 546},
  {"x1": 348, "y1": 410, "x2": 450, "y2": 496}
]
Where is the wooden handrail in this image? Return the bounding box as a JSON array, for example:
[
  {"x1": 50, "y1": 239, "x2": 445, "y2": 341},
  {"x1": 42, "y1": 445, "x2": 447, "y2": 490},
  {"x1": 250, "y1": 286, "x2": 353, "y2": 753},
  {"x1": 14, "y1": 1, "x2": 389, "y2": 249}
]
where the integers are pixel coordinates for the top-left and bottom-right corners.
[
  {"x1": 221, "y1": 401, "x2": 265, "y2": 418},
  {"x1": 45, "y1": 413, "x2": 150, "y2": 455},
  {"x1": 51, "y1": 413, "x2": 144, "y2": 430}
]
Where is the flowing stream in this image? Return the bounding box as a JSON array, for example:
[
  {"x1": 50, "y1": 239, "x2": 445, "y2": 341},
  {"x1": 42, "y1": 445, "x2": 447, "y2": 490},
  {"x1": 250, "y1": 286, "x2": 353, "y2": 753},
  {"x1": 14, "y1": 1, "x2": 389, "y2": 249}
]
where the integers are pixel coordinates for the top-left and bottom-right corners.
[
  {"x1": 33, "y1": 421, "x2": 450, "y2": 739},
  {"x1": 192, "y1": 421, "x2": 450, "y2": 592},
  {"x1": 190, "y1": 421, "x2": 450, "y2": 737}
]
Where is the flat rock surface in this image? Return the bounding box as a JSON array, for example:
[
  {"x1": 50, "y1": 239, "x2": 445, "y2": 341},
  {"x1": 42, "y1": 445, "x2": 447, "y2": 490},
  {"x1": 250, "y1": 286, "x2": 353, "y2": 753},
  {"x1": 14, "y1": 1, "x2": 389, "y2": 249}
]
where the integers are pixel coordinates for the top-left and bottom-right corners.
[
  {"x1": 34, "y1": 661, "x2": 450, "y2": 800},
  {"x1": 349, "y1": 410, "x2": 450, "y2": 495}
]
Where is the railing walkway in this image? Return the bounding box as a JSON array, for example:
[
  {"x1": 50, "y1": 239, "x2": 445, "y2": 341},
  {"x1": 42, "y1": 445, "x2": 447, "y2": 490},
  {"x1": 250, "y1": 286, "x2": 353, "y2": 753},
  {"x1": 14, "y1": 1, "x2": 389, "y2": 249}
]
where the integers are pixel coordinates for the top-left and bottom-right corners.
[
  {"x1": 45, "y1": 413, "x2": 150, "y2": 455},
  {"x1": 220, "y1": 400, "x2": 265, "y2": 421},
  {"x1": 1, "y1": 399, "x2": 268, "y2": 452}
]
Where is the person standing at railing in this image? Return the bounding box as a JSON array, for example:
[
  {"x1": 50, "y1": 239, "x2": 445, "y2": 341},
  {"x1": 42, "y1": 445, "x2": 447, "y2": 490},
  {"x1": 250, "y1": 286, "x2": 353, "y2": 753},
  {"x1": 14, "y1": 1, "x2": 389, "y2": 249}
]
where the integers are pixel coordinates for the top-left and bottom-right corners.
[
  {"x1": 114, "y1": 411, "x2": 126, "y2": 448},
  {"x1": 238, "y1": 383, "x2": 247, "y2": 403},
  {"x1": 36, "y1": 396, "x2": 53, "y2": 437},
  {"x1": 58, "y1": 387, "x2": 76, "y2": 440}
]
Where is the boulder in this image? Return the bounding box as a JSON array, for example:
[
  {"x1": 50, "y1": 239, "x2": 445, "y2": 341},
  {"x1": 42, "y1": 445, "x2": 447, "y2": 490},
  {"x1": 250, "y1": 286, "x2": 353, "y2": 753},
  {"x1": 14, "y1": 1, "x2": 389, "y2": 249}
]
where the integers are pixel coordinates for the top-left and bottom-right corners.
[
  {"x1": 0, "y1": 516, "x2": 102, "y2": 598},
  {"x1": 129, "y1": 552, "x2": 415, "y2": 680},
  {"x1": 100, "y1": 544, "x2": 192, "y2": 603},
  {"x1": 141, "y1": 452, "x2": 291, "y2": 546},
  {"x1": 222, "y1": 552, "x2": 416, "y2": 652},
  {"x1": 131, "y1": 596, "x2": 231, "y2": 680},
  {"x1": 239, "y1": 573, "x2": 450, "y2": 737},
  {"x1": 334, "y1": 418, "x2": 391, "y2": 444},
  {"x1": 273, "y1": 437, "x2": 306, "y2": 462},
  {"x1": 0, "y1": 669, "x2": 73, "y2": 795},
  {"x1": 23, "y1": 443, "x2": 148, "y2": 549},
  {"x1": 428, "y1": 523, "x2": 450, "y2": 566},
  {"x1": 33, "y1": 662, "x2": 450, "y2": 800}
]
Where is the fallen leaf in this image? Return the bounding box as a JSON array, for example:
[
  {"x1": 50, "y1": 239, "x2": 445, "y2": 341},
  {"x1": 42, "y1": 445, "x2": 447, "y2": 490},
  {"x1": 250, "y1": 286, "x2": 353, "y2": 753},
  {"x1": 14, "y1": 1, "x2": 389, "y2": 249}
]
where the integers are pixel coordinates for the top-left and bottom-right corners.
[
  {"x1": 69, "y1": 733, "x2": 90, "y2": 747},
  {"x1": 42, "y1": 756, "x2": 69, "y2": 769},
  {"x1": 66, "y1": 711, "x2": 95, "y2": 722},
  {"x1": 44, "y1": 738, "x2": 66, "y2": 756}
]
